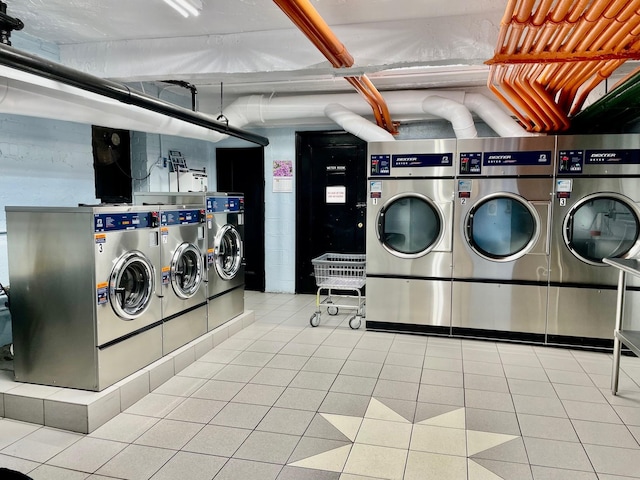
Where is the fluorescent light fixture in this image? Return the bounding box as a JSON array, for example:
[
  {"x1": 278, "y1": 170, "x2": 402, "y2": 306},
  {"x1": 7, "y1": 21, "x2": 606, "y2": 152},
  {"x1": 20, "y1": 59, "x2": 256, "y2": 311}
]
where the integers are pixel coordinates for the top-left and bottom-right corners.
[{"x1": 163, "y1": 0, "x2": 202, "y2": 18}]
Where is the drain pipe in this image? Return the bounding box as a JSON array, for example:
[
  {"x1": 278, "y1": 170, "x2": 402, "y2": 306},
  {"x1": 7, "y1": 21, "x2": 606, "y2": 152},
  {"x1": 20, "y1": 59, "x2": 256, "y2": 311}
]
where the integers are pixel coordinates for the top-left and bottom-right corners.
[
  {"x1": 421, "y1": 96, "x2": 478, "y2": 139},
  {"x1": 324, "y1": 103, "x2": 395, "y2": 142}
]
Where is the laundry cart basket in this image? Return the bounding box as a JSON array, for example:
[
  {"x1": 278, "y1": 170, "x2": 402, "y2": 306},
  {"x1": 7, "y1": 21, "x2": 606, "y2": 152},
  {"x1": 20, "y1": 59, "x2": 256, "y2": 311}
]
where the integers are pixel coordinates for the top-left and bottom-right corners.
[{"x1": 310, "y1": 253, "x2": 366, "y2": 329}]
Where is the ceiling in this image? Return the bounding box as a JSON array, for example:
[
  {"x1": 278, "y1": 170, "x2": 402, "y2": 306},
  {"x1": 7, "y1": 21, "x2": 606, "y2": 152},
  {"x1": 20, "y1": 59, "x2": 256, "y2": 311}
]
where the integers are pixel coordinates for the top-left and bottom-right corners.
[{"x1": 4, "y1": 0, "x2": 639, "y2": 122}]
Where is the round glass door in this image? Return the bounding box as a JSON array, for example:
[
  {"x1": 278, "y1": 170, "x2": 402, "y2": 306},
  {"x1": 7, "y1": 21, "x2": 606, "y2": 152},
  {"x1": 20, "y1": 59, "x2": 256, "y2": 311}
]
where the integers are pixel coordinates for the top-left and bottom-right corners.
[
  {"x1": 377, "y1": 193, "x2": 443, "y2": 258},
  {"x1": 564, "y1": 194, "x2": 640, "y2": 265},
  {"x1": 214, "y1": 225, "x2": 243, "y2": 280},
  {"x1": 171, "y1": 243, "x2": 203, "y2": 299},
  {"x1": 109, "y1": 251, "x2": 155, "y2": 319},
  {"x1": 466, "y1": 193, "x2": 539, "y2": 261}
]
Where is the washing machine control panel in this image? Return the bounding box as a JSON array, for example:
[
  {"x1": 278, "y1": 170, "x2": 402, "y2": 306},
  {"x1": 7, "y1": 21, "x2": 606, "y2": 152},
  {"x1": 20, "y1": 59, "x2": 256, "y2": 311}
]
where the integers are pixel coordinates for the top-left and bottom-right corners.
[
  {"x1": 160, "y1": 209, "x2": 206, "y2": 226},
  {"x1": 206, "y1": 196, "x2": 244, "y2": 213},
  {"x1": 558, "y1": 149, "x2": 640, "y2": 174},
  {"x1": 459, "y1": 150, "x2": 552, "y2": 175},
  {"x1": 369, "y1": 153, "x2": 453, "y2": 176},
  {"x1": 94, "y1": 212, "x2": 157, "y2": 232}
]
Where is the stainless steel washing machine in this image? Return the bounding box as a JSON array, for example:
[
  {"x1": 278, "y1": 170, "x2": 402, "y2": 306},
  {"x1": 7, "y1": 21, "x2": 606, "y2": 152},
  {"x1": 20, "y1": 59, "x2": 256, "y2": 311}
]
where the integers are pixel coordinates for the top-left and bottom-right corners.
[
  {"x1": 452, "y1": 136, "x2": 555, "y2": 340},
  {"x1": 549, "y1": 134, "x2": 640, "y2": 346},
  {"x1": 159, "y1": 206, "x2": 207, "y2": 354},
  {"x1": 5, "y1": 205, "x2": 162, "y2": 391},
  {"x1": 206, "y1": 194, "x2": 245, "y2": 331},
  {"x1": 365, "y1": 139, "x2": 456, "y2": 332}
]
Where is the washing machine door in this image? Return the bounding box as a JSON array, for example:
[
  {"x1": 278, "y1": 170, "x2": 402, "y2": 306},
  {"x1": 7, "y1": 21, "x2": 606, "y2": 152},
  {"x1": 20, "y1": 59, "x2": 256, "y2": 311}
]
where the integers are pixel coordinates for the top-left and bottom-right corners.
[
  {"x1": 171, "y1": 243, "x2": 204, "y2": 299},
  {"x1": 563, "y1": 193, "x2": 640, "y2": 266},
  {"x1": 377, "y1": 193, "x2": 444, "y2": 258},
  {"x1": 109, "y1": 251, "x2": 155, "y2": 319},
  {"x1": 466, "y1": 192, "x2": 541, "y2": 261},
  {"x1": 214, "y1": 224, "x2": 243, "y2": 280}
]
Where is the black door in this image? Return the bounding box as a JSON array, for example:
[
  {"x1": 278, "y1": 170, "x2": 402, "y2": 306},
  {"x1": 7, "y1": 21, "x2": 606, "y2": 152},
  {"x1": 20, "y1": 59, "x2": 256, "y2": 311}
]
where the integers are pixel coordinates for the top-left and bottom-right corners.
[
  {"x1": 216, "y1": 147, "x2": 266, "y2": 292},
  {"x1": 296, "y1": 131, "x2": 367, "y2": 294}
]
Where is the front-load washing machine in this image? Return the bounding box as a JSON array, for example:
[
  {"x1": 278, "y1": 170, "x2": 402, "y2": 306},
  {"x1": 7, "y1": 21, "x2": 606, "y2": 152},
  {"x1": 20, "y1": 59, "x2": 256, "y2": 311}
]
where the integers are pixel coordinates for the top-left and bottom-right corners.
[
  {"x1": 452, "y1": 136, "x2": 555, "y2": 341},
  {"x1": 366, "y1": 139, "x2": 456, "y2": 333},
  {"x1": 548, "y1": 134, "x2": 640, "y2": 347},
  {"x1": 206, "y1": 194, "x2": 245, "y2": 330},
  {"x1": 5, "y1": 205, "x2": 162, "y2": 391},
  {"x1": 159, "y1": 206, "x2": 207, "y2": 354}
]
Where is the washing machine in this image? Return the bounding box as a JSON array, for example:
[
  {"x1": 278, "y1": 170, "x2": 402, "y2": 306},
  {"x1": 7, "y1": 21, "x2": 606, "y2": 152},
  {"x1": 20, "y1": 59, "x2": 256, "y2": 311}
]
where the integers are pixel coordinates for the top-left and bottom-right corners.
[
  {"x1": 548, "y1": 134, "x2": 640, "y2": 346},
  {"x1": 452, "y1": 136, "x2": 555, "y2": 341},
  {"x1": 365, "y1": 139, "x2": 456, "y2": 333},
  {"x1": 159, "y1": 206, "x2": 207, "y2": 354},
  {"x1": 206, "y1": 194, "x2": 245, "y2": 330},
  {"x1": 5, "y1": 205, "x2": 162, "y2": 391}
]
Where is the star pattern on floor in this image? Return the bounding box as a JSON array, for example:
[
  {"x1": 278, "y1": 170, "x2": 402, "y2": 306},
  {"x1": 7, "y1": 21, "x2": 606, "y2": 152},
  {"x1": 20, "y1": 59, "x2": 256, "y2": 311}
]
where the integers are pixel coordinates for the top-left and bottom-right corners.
[{"x1": 288, "y1": 397, "x2": 520, "y2": 480}]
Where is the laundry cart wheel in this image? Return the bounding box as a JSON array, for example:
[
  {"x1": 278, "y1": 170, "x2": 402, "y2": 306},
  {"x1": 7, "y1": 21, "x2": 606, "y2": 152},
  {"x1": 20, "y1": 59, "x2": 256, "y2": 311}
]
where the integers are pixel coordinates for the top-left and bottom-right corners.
[
  {"x1": 349, "y1": 315, "x2": 362, "y2": 330},
  {"x1": 327, "y1": 305, "x2": 339, "y2": 316},
  {"x1": 310, "y1": 312, "x2": 320, "y2": 327}
]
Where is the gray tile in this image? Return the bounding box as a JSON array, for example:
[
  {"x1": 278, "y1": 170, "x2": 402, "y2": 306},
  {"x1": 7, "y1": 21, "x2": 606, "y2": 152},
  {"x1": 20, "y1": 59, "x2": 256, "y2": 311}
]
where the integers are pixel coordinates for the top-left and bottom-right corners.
[
  {"x1": 329, "y1": 375, "x2": 376, "y2": 396},
  {"x1": 531, "y1": 465, "x2": 597, "y2": 479},
  {"x1": 183, "y1": 425, "x2": 251, "y2": 457},
  {"x1": 376, "y1": 397, "x2": 417, "y2": 423},
  {"x1": 572, "y1": 420, "x2": 639, "y2": 448},
  {"x1": 95, "y1": 444, "x2": 175, "y2": 479},
  {"x1": 133, "y1": 418, "x2": 203, "y2": 450},
  {"x1": 165, "y1": 398, "x2": 226, "y2": 423},
  {"x1": 274, "y1": 388, "x2": 327, "y2": 412},
  {"x1": 191, "y1": 380, "x2": 245, "y2": 402},
  {"x1": 256, "y1": 407, "x2": 315, "y2": 436},
  {"x1": 420, "y1": 369, "x2": 463, "y2": 387},
  {"x1": 277, "y1": 465, "x2": 340, "y2": 480},
  {"x1": 1, "y1": 427, "x2": 82, "y2": 463},
  {"x1": 47, "y1": 437, "x2": 127, "y2": 473},
  {"x1": 318, "y1": 392, "x2": 370, "y2": 417},
  {"x1": 4, "y1": 395, "x2": 43, "y2": 425},
  {"x1": 302, "y1": 357, "x2": 345, "y2": 374},
  {"x1": 230, "y1": 351, "x2": 275, "y2": 367},
  {"x1": 279, "y1": 343, "x2": 319, "y2": 356},
  {"x1": 385, "y1": 352, "x2": 424, "y2": 368},
  {"x1": 546, "y1": 369, "x2": 594, "y2": 387},
  {"x1": 523, "y1": 437, "x2": 593, "y2": 472},
  {"x1": 472, "y1": 458, "x2": 533, "y2": 480},
  {"x1": 562, "y1": 400, "x2": 621, "y2": 423},
  {"x1": 422, "y1": 356, "x2": 463, "y2": 372},
  {"x1": 233, "y1": 431, "x2": 300, "y2": 463},
  {"x1": 290, "y1": 371, "x2": 337, "y2": 391},
  {"x1": 210, "y1": 402, "x2": 269, "y2": 429},
  {"x1": 465, "y1": 408, "x2": 520, "y2": 436},
  {"x1": 465, "y1": 389, "x2": 514, "y2": 412},
  {"x1": 464, "y1": 373, "x2": 509, "y2": 392},
  {"x1": 503, "y1": 365, "x2": 548, "y2": 382},
  {"x1": 414, "y1": 403, "x2": 462, "y2": 425},
  {"x1": 198, "y1": 348, "x2": 241, "y2": 364},
  {"x1": 373, "y1": 379, "x2": 419, "y2": 401},
  {"x1": 463, "y1": 349, "x2": 501, "y2": 363},
  {"x1": 512, "y1": 394, "x2": 567, "y2": 418},
  {"x1": 553, "y1": 384, "x2": 606, "y2": 403},
  {"x1": 214, "y1": 458, "x2": 282, "y2": 480},
  {"x1": 379, "y1": 364, "x2": 422, "y2": 383},
  {"x1": 28, "y1": 465, "x2": 89, "y2": 480},
  {"x1": 584, "y1": 444, "x2": 640, "y2": 476},
  {"x1": 417, "y1": 384, "x2": 464, "y2": 406},
  {"x1": 304, "y1": 414, "x2": 352, "y2": 442},
  {"x1": 389, "y1": 341, "x2": 426, "y2": 357},
  {"x1": 313, "y1": 346, "x2": 352, "y2": 360},
  {"x1": 266, "y1": 354, "x2": 309, "y2": 370},
  {"x1": 426, "y1": 346, "x2": 462, "y2": 359},
  {"x1": 0, "y1": 453, "x2": 39, "y2": 475},
  {"x1": 288, "y1": 436, "x2": 350, "y2": 463},
  {"x1": 149, "y1": 451, "x2": 226, "y2": 480},
  {"x1": 340, "y1": 360, "x2": 383, "y2": 378},
  {"x1": 124, "y1": 393, "x2": 184, "y2": 418},
  {"x1": 461, "y1": 360, "x2": 505, "y2": 377},
  {"x1": 498, "y1": 352, "x2": 541, "y2": 367},
  {"x1": 613, "y1": 405, "x2": 640, "y2": 426},
  {"x1": 89, "y1": 413, "x2": 159, "y2": 444},
  {"x1": 323, "y1": 332, "x2": 361, "y2": 349},
  {"x1": 537, "y1": 356, "x2": 583, "y2": 373},
  {"x1": 508, "y1": 379, "x2": 557, "y2": 398},
  {"x1": 213, "y1": 364, "x2": 261, "y2": 382},
  {"x1": 246, "y1": 340, "x2": 286, "y2": 354},
  {"x1": 472, "y1": 437, "x2": 529, "y2": 464},
  {"x1": 517, "y1": 414, "x2": 579, "y2": 442},
  {"x1": 356, "y1": 335, "x2": 393, "y2": 351},
  {"x1": 232, "y1": 384, "x2": 285, "y2": 406},
  {"x1": 0, "y1": 419, "x2": 44, "y2": 450},
  {"x1": 250, "y1": 368, "x2": 298, "y2": 387},
  {"x1": 347, "y1": 349, "x2": 387, "y2": 363}
]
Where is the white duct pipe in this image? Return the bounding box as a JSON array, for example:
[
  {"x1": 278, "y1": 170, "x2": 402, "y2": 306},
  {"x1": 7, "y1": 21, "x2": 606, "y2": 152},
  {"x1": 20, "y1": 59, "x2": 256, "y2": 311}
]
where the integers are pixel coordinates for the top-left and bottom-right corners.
[
  {"x1": 421, "y1": 95, "x2": 478, "y2": 139},
  {"x1": 324, "y1": 103, "x2": 395, "y2": 142},
  {"x1": 463, "y1": 93, "x2": 536, "y2": 137}
]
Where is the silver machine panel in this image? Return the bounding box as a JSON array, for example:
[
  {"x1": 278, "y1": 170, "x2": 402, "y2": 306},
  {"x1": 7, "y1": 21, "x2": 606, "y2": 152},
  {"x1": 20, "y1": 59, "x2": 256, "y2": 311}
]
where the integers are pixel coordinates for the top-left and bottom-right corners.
[
  {"x1": 549, "y1": 134, "x2": 640, "y2": 342},
  {"x1": 452, "y1": 136, "x2": 556, "y2": 338},
  {"x1": 366, "y1": 139, "x2": 456, "y2": 330},
  {"x1": 5, "y1": 205, "x2": 163, "y2": 391}
]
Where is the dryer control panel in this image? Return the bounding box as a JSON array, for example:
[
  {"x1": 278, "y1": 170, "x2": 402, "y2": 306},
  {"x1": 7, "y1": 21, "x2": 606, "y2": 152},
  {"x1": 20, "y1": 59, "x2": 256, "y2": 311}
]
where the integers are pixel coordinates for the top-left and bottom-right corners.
[
  {"x1": 558, "y1": 149, "x2": 640, "y2": 175},
  {"x1": 160, "y1": 209, "x2": 206, "y2": 226},
  {"x1": 94, "y1": 212, "x2": 158, "y2": 232}
]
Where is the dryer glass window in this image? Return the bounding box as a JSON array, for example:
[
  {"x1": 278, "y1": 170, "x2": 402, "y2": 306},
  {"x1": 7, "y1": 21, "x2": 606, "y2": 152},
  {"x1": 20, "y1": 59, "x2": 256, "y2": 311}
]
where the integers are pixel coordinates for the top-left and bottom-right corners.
[
  {"x1": 567, "y1": 197, "x2": 639, "y2": 264},
  {"x1": 110, "y1": 252, "x2": 155, "y2": 319},
  {"x1": 379, "y1": 195, "x2": 441, "y2": 257},
  {"x1": 171, "y1": 243, "x2": 203, "y2": 299},
  {"x1": 470, "y1": 197, "x2": 535, "y2": 259},
  {"x1": 215, "y1": 225, "x2": 243, "y2": 280}
]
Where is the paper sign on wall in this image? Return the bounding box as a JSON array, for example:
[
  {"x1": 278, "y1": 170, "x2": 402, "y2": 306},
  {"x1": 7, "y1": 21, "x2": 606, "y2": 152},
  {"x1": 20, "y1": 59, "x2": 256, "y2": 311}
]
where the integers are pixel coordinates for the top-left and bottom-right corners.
[{"x1": 326, "y1": 186, "x2": 346, "y2": 204}]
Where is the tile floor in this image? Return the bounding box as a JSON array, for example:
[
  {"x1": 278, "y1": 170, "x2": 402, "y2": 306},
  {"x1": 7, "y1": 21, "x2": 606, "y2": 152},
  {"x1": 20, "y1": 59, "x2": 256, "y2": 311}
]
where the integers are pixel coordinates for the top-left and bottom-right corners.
[{"x1": 2, "y1": 291, "x2": 640, "y2": 479}]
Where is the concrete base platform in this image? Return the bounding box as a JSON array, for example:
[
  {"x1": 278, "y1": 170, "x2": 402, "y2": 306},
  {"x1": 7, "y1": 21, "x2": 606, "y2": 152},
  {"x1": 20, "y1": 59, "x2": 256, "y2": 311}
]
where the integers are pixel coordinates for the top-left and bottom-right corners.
[{"x1": 0, "y1": 311, "x2": 255, "y2": 433}]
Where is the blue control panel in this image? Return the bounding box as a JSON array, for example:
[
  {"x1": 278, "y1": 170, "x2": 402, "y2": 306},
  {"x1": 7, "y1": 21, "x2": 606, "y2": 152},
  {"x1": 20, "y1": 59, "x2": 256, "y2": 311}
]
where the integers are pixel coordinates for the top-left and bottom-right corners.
[
  {"x1": 558, "y1": 149, "x2": 640, "y2": 174},
  {"x1": 206, "y1": 196, "x2": 244, "y2": 213},
  {"x1": 482, "y1": 150, "x2": 552, "y2": 166},
  {"x1": 370, "y1": 154, "x2": 391, "y2": 176},
  {"x1": 161, "y1": 209, "x2": 205, "y2": 226},
  {"x1": 392, "y1": 153, "x2": 453, "y2": 168},
  {"x1": 94, "y1": 212, "x2": 157, "y2": 232}
]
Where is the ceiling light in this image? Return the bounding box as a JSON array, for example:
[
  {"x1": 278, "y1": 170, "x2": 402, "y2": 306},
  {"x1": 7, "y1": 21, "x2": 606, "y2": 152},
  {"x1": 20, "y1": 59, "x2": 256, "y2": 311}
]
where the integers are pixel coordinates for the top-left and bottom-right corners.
[{"x1": 163, "y1": 0, "x2": 202, "y2": 18}]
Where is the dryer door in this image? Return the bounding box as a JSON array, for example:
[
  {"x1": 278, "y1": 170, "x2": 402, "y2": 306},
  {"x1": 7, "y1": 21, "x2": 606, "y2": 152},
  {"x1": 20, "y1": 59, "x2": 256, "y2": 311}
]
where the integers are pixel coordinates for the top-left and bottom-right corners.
[
  {"x1": 171, "y1": 243, "x2": 204, "y2": 299},
  {"x1": 109, "y1": 251, "x2": 155, "y2": 319},
  {"x1": 377, "y1": 193, "x2": 444, "y2": 258},
  {"x1": 564, "y1": 193, "x2": 640, "y2": 265},
  {"x1": 214, "y1": 224, "x2": 243, "y2": 280},
  {"x1": 466, "y1": 193, "x2": 543, "y2": 262}
]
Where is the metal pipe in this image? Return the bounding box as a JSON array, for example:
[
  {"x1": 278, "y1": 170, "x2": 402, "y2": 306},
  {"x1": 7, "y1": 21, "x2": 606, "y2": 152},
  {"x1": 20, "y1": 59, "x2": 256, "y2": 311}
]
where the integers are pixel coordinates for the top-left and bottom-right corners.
[{"x1": 0, "y1": 44, "x2": 269, "y2": 146}]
